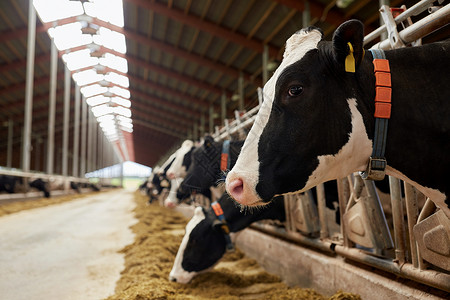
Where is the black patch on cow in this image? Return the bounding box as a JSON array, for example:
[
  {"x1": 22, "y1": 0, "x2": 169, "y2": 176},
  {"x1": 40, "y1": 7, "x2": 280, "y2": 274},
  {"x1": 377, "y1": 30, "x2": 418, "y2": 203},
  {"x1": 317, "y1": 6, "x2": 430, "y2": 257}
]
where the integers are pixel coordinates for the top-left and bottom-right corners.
[{"x1": 256, "y1": 47, "x2": 353, "y2": 201}]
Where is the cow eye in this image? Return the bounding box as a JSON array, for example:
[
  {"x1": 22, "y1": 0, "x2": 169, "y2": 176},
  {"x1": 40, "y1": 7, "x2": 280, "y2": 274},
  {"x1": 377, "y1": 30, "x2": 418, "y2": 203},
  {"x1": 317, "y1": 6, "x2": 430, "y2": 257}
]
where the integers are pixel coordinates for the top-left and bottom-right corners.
[{"x1": 288, "y1": 85, "x2": 303, "y2": 97}]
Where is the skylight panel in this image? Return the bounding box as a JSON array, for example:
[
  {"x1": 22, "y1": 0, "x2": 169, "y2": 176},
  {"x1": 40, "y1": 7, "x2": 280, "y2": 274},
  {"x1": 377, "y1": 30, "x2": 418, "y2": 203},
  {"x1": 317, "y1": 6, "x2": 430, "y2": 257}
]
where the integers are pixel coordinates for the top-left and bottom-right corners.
[
  {"x1": 48, "y1": 22, "x2": 92, "y2": 51},
  {"x1": 91, "y1": 104, "x2": 113, "y2": 117},
  {"x1": 80, "y1": 84, "x2": 107, "y2": 98},
  {"x1": 73, "y1": 69, "x2": 104, "y2": 87},
  {"x1": 33, "y1": 0, "x2": 83, "y2": 23},
  {"x1": 62, "y1": 49, "x2": 98, "y2": 71},
  {"x1": 96, "y1": 27, "x2": 127, "y2": 53},
  {"x1": 83, "y1": 0, "x2": 124, "y2": 27},
  {"x1": 114, "y1": 106, "x2": 131, "y2": 118},
  {"x1": 86, "y1": 95, "x2": 110, "y2": 107},
  {"x1": 112, "y1": 97, "x2": 131, "y2": 108},
  {"x1": 105, "y1": 72, "x2": 129, "y2": 88},
  {"x1": 100, "y1": 53, "x2": 128, "y2": 73},
  {"x1": 109, "y1": 86, "x2": 130, "y2": 99}
]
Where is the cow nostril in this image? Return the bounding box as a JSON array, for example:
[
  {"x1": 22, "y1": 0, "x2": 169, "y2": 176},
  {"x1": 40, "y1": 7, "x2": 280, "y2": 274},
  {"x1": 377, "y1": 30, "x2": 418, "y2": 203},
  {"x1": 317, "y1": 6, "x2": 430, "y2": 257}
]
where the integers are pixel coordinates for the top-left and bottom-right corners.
[
  {"x1": 169, "y1": 276, "x2": 177, "y2": 282},
  {"x1": 227, "y1": 178, "x2": 244, "y2": 200}
]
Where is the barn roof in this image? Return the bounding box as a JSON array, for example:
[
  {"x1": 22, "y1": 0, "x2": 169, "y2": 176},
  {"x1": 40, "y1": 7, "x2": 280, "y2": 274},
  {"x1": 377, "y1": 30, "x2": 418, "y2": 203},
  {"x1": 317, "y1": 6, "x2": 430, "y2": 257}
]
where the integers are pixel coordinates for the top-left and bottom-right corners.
[{"x1": 0, "y1": 0, "x2": 448, "y2": 169}]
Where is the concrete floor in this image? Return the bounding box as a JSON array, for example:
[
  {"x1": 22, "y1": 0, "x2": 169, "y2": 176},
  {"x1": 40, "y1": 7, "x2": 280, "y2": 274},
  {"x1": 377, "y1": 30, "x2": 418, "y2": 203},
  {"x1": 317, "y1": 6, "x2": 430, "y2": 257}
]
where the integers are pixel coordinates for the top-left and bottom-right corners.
[{"x1": 0, "y1": 189, "x2": 136, "y2": 300}]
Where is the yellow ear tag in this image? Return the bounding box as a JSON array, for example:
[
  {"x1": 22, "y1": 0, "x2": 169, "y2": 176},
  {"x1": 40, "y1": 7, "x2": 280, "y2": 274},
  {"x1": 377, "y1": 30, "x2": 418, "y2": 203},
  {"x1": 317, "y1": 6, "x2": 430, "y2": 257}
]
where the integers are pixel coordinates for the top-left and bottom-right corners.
[{"x1": 345, "y1": 42, "x2": 356, "y2": 73}]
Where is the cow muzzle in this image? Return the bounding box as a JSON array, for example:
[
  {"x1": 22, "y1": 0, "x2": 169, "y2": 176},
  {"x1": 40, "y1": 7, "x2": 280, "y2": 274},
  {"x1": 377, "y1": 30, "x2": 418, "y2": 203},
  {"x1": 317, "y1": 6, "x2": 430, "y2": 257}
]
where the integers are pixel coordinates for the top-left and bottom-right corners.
[{"x1": 225, "y1": 171, "x2": 264, "y2": 207}]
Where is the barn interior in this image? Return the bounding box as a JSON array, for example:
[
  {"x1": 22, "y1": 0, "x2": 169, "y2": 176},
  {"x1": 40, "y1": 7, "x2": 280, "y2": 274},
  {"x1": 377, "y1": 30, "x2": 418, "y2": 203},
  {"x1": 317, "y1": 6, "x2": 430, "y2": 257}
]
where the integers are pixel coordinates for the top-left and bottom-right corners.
[{"x1": 0, "y1": 0, "x2": 448, "y2": 171}]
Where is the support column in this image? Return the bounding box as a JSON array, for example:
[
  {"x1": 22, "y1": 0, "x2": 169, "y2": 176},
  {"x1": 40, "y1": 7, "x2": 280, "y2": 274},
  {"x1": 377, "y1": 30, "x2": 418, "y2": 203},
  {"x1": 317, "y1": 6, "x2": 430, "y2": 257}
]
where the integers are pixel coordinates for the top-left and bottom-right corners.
[
  {"x1": 262, "y1": 44, "x2": 269, "y2": 86},
  {"x1": 238, "y1": 72, "x2": 244, "y2": 111},
  {"x1": 46, "y1": 39, "x2": 57, "y2": 174},
  {"x1": 92, "y1": 122, "x2": 98, "y2": 171},
  {"x1": 62, "y1": 66, "x2": 70, "y2": 176},
  {"x1": 72, "y1": 85, "x2": 80, "y2": 177},
  {"x1": 22, "y1": 0, "x2": 36, "y2": 173},
  {"x1": 380, "y1": 0, "x2": 390, "y2": 40},
  {"x1": 221, "y1": 93, "x2": 227, "y2": 125},
  {"x1": 6, "y1": 119, "x2": 13, "y2": 168},
  {"x1": 209, "y1": 104, "x2": 214, "y2": 134},
  {"x1": 87, "y1": 111, "x2": 93, "y2": 173},
  {"x1": 200, "y1": 114, "x2": 205, "y2": 137},
  {"x1": 80, "y1": 96, "x2": 87, "y2": 177},
  {"x1": 303, "y1": 1, "x2": 310, "y2": 27},
  {"x1": 193, "y1": 123, "x2": 198, "y2": 141}
]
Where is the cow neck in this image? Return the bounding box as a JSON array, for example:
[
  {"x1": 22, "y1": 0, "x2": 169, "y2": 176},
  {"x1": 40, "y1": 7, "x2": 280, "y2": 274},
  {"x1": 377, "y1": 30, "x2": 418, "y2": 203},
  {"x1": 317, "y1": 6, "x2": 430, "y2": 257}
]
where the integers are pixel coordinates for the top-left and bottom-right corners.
[
  {"x1": 211, "y1": 201, "x2": 234, "y2": 251},
  {"x1": 360, "y1": 49, "x2": 392, "y2": 181}
]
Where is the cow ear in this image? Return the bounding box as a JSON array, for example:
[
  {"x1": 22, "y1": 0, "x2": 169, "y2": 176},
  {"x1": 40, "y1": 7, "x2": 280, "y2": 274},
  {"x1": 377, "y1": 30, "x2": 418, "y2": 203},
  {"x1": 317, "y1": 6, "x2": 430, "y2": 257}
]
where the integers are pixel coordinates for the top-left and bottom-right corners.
[{"x1": 332, "y1": 19, "x2": 364, "y2": 72}]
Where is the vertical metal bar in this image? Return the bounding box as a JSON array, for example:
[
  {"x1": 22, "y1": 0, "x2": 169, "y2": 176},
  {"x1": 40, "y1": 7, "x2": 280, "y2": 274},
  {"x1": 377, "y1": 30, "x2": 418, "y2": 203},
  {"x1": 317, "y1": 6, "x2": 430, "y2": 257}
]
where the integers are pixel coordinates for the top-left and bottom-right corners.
[
  {"x1": 200, "y1": 114, "x2": 205, "y2": 137},
  {"x1": 72, "y1": 85, "x2": 80, "y2": 177},
  {"x1": 87, "y1": 111, "x2": 93, "y2": 173},
  {"x1": 388, "y1": 176, "x2": 406, "y2": 265},
  {"x1": 22, "y1": 0, "x2": 36, "y2": 173},
  {"x1": 34, "y1": 135, "x2": 41, "y2": 171},
  {"x1": 92, "y1": 122, "x2": 97, "y2": 170},
  {"x1": 193, "y1": 123, "x2": 198, "y2": 141},
  {"x1": 380, "y1": 0, "x2": 390, "y2": 40},
  {"x1": 47, "y1": 39, "x2": 57, "y2": 174},
  {"x1": 209, "y1": 104, "x2": 214, "y2": 133},
  {"x1": 221, "y1": 93, "x2": 226, "y2": 124},
  {"x1": 262, "y1": 44, "x2": 269, "y2": 85},
  {"x1": 62, "y1": 66, "x2": 70, "y2": 176},
  {"x1": 404, "y1": 182, "x2": 419, "y2": 268},
  {"x1": 337, "y1": 177, "x2": 351, "y2": 247},
  {"x1": 316, "y1": 183, "x2": 329, "y2": 239},
  {"x1": 238, "y1": 71, "x2": 244, "y2": 111},
  {"x1": 7, "y1": 119, "x2": 13, "y2": 168},
  {"x1": 302, "y1": 1, "x2": 310, "y2": 27},
  {"x1": 80, "y1": 96, "x2": 87, "y2": 177}
]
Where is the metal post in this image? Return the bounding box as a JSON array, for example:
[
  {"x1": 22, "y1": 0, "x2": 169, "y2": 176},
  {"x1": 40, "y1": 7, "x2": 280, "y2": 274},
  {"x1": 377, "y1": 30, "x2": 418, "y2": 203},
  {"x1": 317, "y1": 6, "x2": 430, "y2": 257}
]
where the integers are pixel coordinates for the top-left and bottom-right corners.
[
  {"x1": 238, "y1": 72, "x2": 244, "y2": 111},
  {"x1": 316, "y1": 183, "x2": 329, "y2": 239},
  {"x1": 47, "y1": 39, "x2": 57, "y2": 174},
  {"x1": 404, "y1": 182, "x2": 419, "y2": 268},
  {"x1": 92, "y1": 122, "x2": 97, "y2": 171},
  {"x1": 388, "y1": 176, "x2": 407, "y2": 265},
  {"x1": 87, "y1": 111, "x2": 93, "y2": 173},
  {"x1": 200, "y1": 114, "x2": 205, "y2": 137},
  {"x1": 380, "y1": 0, "x2": 390, "y2": 40},
  {"x1": 22, "y1": 0, "x2": 36, "y2": 173},
  {"x1": 193, "y1": 123, "x2": 198, "y2": 141},
  {"x1": 302, "y1": 1, "x2": 310, "y2": 27},
  {"x1": 7, "y1": 119, "x2": 13, "y2": 168},
  {"x1": 80, "y1": 96, "x2": 87, "y2": 177},
  {"x1": 221, "y1": 93, "x2": 226, "y2": 124},
  {"x1": 72, "y1": 85, "x2": 80, "y2": 177},
  {"x1": 34, "y1": 135, "x2": 41, "y2": 171},
  {"x1": 262, "y1": 44, "x2": 269, "y2": 85},
  {"x1": 209, "y1": 104, "x2": 214, "y2": 134},
  {"x1": 62, "y1": 66, "x2": 70, "y2": 176}
]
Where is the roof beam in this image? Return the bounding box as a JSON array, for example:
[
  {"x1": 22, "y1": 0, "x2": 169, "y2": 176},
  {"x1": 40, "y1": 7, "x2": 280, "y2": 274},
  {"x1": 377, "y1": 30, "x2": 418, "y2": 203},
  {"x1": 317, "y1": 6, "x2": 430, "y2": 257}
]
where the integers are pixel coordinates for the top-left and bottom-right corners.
[
  {"x1": 133, "y1": 118, "x2": 186, "y2": 139},
  {"x1": 124, "y1": 0, "x2": 279, "y2": 58}
]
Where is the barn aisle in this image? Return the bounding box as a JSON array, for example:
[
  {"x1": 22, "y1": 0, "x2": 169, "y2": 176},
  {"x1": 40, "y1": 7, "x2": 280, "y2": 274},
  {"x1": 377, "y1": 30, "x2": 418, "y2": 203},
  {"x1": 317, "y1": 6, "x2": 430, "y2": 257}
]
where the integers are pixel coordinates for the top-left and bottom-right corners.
[{"x1": 0, "y1": 189, "x2": 137, "y2": 300}]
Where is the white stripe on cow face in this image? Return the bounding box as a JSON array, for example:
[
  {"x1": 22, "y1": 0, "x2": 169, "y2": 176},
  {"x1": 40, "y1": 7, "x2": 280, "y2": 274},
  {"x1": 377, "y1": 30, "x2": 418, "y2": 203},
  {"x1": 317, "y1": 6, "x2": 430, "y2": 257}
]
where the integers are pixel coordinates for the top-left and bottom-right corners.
[
  {"x1": 167, "y1": 140, "x2": 194, "y2": 179},
  {"x1": 301, "y1": 98, "x2": 372, "y2": 191},
  {"x1": 169, "y1": 206, "x2": 205, "y2": 284},
  {"x1": 226, "y1": 29, "x2": 323, "y2": 205}
]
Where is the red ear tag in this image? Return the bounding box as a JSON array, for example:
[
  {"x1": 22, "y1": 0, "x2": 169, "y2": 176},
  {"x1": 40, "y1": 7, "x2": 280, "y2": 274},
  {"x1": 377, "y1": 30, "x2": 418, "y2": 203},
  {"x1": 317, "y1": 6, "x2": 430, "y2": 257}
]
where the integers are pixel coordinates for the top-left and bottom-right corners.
[{"x1": 212, "y1": 203, "x2": 224, "y2": 216}]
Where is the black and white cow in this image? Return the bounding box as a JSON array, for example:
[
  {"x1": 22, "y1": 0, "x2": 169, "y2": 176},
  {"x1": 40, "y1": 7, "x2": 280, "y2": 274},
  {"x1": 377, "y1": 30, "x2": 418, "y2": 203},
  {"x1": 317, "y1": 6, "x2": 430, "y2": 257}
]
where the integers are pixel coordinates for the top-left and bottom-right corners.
[
  {"x1": 169, "y1": 192, "x2": 285, "y2": 283},
  {"x1": 177, "y1": 136, "x2": 244, "y2": 202},
  {"x1": 226, "y1": 20, "x2": 450, "y2": 217}
]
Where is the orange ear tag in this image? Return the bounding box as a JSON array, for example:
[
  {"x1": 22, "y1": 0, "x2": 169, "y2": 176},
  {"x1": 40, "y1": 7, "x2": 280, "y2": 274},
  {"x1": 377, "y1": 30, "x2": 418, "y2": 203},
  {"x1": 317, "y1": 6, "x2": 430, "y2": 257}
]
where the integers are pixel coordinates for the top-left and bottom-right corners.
[{"x1": 345, "y1": 42, "x2": 356, "y2": 73}]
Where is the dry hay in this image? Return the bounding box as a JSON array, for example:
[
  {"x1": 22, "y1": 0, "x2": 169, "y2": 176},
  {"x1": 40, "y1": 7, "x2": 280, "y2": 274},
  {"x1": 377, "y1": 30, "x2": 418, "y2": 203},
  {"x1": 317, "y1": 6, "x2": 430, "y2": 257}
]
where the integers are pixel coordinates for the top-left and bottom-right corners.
[
  {"x1": 106, "y1": 191, "x2": 361, "y2": 300},
  {"x1": 0, "y1": 192, "x2": 98, "y2": 217}
]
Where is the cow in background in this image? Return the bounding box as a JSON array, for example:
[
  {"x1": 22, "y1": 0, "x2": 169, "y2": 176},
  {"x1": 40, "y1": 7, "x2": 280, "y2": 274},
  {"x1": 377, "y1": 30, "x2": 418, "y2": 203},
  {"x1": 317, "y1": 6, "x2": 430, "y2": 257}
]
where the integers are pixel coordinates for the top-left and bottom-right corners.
[
  {"x1": 169, "y1": 193, "x2": 285, "y2": 284},
  {"x1": 226, "y1": 20, "x2": 450, "y2": 217}
]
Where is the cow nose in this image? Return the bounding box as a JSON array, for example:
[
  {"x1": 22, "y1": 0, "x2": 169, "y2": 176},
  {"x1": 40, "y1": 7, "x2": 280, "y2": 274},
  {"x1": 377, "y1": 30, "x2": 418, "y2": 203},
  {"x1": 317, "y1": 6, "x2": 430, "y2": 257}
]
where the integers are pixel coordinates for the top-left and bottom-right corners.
[
  {"x1": 169, "y1": 276, "x2": 177, "y2": 282},
  {"x1": 226, "y1": 178, "x2": 244, "y2": 203}
]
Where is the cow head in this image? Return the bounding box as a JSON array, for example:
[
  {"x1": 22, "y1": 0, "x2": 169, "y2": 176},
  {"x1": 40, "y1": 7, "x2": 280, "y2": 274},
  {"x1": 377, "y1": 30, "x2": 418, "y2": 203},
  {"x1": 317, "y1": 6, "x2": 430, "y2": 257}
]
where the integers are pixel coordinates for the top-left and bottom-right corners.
[
  {"x1": 167, "y1": 140, "x2": 195, "y2": 179},
  {"x1": 169, "y1": 206, "x2": 227, "y2": 283},
  {"x1": 226, "y1": 20, "x2": 373, "y2": 206}
]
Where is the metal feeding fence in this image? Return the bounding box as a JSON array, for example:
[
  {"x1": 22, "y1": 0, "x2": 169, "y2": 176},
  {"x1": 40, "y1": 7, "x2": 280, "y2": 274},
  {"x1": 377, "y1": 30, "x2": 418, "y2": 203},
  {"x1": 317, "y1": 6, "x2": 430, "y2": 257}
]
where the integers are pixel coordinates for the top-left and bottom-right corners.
[{"x1": 211, "y1": 0, "x2": 450, "y2": 292}]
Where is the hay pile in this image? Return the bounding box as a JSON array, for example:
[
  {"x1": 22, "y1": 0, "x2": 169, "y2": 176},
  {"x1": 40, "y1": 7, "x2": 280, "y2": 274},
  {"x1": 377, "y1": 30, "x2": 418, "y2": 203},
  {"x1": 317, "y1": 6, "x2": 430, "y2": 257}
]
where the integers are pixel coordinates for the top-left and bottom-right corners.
[{"x1": 106, "y1": 192, "x2": 361, "y2": 300}]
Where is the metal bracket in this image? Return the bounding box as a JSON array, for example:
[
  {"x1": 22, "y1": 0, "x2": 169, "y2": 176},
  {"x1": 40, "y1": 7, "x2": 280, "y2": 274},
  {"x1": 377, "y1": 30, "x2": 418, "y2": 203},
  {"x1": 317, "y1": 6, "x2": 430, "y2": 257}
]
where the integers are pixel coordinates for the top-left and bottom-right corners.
[
  {"x1": 360, "y1": 157, "x2": 387, "y2": 181},
  {"x1": 380, "y1": 5, "x2": 406, "y2": 49}
]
